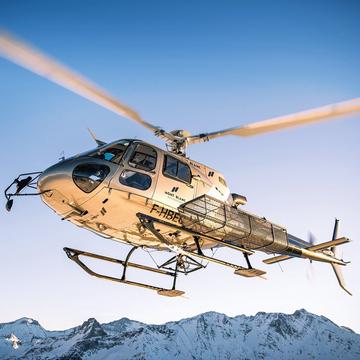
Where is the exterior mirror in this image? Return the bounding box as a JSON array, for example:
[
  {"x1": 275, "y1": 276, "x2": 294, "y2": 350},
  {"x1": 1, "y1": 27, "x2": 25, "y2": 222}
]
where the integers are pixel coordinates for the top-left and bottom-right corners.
[{"x1": 6, "y1": 199, "x2": 13, "y2": 212}]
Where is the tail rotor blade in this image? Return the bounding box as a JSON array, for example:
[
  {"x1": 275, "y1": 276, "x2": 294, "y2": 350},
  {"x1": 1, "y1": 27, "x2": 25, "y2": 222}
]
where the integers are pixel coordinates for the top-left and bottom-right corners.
[
  {"x1": 308, "y1": 232, "x2": 316, "y2": 246},
  {"x1": 307, "y1": 232, "x2": 316, "y2": 279}
]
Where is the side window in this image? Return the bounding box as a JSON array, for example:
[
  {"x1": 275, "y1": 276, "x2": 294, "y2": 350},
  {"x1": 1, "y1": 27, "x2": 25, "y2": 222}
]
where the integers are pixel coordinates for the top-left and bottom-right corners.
[
  {"x1": 129, "y1": 144, "x2": 157, "y2": 171},
  {"x1": 219, "y1": 176, "x2": 227, "y2": 187},
  {"x1": 163, "y1": 156, "x2": 177, "y2": 177},
  {"x1": 120, "y1": 170, "x2": 151, "y2": 191},
  {"x1": 177, "y1": 161, "x2": 192, "y2": 183},
  {"x1": 163, "y1": 155, "x2": 192, "y2": 184}
]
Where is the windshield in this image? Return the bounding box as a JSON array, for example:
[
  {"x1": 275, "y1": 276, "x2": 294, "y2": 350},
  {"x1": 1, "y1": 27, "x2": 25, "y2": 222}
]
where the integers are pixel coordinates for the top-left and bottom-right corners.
[{"x1": 88, "y1": 140, "x2": 131, "y2": 164}]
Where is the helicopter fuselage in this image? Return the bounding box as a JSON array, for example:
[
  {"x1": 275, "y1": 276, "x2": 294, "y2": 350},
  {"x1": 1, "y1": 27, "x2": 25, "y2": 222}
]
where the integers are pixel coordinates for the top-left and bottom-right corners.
[
  {"x1": 33, "y1": 138, "x2": 348, "y2": 268},
  {"x1": 37, "y1": 139, "x2": 230, "y2": 250}
]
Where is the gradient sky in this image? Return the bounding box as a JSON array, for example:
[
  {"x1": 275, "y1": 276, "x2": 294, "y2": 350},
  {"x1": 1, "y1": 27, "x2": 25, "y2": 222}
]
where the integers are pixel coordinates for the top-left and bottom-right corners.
[{"x1": 1, "y1": 0, "x2": 360, "y2": 332}]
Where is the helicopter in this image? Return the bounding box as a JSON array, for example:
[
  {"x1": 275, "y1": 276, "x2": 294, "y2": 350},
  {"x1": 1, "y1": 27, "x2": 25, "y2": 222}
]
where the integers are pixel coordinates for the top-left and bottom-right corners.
[{"x1": 1, "y1": 32, "x2": 359, "y2": 297}]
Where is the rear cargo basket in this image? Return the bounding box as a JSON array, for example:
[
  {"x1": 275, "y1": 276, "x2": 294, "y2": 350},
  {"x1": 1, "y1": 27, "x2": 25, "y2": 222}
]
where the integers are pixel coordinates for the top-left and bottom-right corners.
[{"x1": 179, "y1": 195, "x2": 288, "y2": 253}]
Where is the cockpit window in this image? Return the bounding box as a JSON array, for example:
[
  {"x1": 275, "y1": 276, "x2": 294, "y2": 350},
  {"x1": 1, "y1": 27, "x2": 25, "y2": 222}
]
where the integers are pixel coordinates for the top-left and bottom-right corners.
[
  {"x1": 73, "y1": 163, "x2": 110, "y2": 193},
  {"x1": 101, "y1": 147, "x2": 125, "y2": 162},
  {"x1": 90, "y1": 140, "x2": 130, "y2": 164},
  {"x1": 128, "y1": 144, "x2": 157, "y2": 171}
]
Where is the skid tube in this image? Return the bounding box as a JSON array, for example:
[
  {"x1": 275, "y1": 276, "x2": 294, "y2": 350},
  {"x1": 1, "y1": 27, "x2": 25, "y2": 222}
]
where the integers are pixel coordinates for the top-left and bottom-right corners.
[
  {"x1": 137, "y1": 213, "x2": 266, "y2": 278},
  {"x1": 63, "y1": 247, "x2": 185, "y2": 297}
]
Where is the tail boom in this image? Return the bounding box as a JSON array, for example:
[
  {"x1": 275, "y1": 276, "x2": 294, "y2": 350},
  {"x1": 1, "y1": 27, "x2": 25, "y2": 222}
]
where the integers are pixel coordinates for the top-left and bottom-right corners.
[
  {"x1": 300, "y1": 247, "x2": 346, "y2": 265},
  {"x1": 263, "y1": 219, "x2": 351, "y2": 295},
  {"x1": 263, "y1": 237, "x2": 350, "y2": 265}
]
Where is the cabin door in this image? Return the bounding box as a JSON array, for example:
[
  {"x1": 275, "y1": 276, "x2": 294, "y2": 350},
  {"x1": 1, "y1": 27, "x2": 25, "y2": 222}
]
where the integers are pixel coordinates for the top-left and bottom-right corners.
[
  {"x1": 153, "y1": 153, "x2": 195, "y2": 210},
  {"x1": 109, "y1": 142, "x2": 160, "y2": 199}
]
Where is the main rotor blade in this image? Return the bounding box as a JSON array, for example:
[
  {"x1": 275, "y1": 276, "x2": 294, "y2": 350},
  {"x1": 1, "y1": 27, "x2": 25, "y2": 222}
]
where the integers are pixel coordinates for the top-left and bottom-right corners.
[
  {"x1": 188, "y1": 98, "x2": 360, "y2": 144},
  {"x1": 0, "y1": 31, "x2": 160, "y2": 133}
]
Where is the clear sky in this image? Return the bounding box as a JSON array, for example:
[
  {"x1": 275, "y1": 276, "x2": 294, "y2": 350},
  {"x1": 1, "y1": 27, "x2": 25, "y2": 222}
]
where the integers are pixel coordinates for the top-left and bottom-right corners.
[{"x1": 1, "y1": 0, "x2": 360, "y2": 332}]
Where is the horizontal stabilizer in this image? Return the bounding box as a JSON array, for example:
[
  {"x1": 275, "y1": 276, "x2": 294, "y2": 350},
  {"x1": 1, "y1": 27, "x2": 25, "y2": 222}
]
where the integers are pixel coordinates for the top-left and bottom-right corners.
[
  {"x1": 263, "y1": 255, "x2": 291, "y2": 264},
  {"x1": 307, "y1": 237, "x2": 350, "y2": 252}
]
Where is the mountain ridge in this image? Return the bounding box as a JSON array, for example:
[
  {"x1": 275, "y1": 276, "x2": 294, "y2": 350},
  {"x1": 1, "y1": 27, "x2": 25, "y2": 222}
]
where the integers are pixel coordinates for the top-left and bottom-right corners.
[{"x1": 0, "y1": 309, "x2": 359, "y2": 360}]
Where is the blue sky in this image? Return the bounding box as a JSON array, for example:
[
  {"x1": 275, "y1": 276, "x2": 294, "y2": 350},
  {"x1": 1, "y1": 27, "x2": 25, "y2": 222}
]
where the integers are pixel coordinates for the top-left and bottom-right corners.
[{"x1": 1, "y1": 0, "x2": 360, "y2": 331}]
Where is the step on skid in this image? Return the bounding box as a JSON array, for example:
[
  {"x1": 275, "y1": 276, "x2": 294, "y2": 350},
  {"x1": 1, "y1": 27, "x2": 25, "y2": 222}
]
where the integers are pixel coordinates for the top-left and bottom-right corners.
[{"x1": 234, "y1": 268, "x2": 266, "y2": 277}]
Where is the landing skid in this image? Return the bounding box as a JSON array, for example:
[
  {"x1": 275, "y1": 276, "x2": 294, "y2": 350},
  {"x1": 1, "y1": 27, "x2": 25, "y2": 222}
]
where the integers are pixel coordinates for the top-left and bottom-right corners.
[
  {"x1": 64, "y1": 247, "x2": 186, "y2": 297},
  {"x1": 63, "y1": 213, "x2": 266, "y2": 296}
]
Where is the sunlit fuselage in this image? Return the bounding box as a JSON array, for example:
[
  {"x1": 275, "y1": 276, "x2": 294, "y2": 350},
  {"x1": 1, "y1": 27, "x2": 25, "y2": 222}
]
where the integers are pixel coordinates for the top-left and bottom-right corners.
[{"x1": 37, "y1": 139, "x2": 230, "y2": 250}]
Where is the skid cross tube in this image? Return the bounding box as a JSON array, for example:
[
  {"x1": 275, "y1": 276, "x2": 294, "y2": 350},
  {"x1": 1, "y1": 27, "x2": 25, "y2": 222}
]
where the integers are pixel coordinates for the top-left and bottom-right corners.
[
  {"x1": 137, "y1": 213, "x2": 250, "y2": 272},
  {"x1": 194, "y1": 236, "x2": 204, "y2": 256},
  {"x1": 63, "y1": 247, "x2": 185, "y2": 296},
  {"x1": 171, "y1": 259, "x2": 179, "y2": 290},
  {"x1": 159, "y1": 254, "x2": 205, "y2": 274},
  {"x1": 244, "y1": 253, "x2": 253, "y2": 269},
  {"x1": 121, "y1": 246, "x2": 138, "y2": 280}
]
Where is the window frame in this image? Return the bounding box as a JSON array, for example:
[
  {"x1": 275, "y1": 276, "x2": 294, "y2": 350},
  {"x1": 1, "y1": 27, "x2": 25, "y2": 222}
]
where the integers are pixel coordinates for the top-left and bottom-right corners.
[
  {"x1": 88, "y1": 140, "x2": 131, "y2": 164},
  {"x1": 128, "y1": 143, "x2": 158, "y2": 172},
  {"x1": 162, "y1": 155, "x2": 192, "y2": 184},
  {"x1": 72, "y1": 163, "x2": 111, "y2": 193}
]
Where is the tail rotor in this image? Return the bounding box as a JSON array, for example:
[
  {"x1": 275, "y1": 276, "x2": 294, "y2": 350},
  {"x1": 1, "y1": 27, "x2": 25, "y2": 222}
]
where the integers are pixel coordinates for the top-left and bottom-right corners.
[{"x1": 306, "y1": 232, "x2": 316, "y2": 281}]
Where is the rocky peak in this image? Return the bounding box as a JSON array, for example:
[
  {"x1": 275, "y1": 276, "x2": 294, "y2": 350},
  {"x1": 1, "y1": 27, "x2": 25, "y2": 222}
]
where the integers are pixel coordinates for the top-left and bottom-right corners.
[{"x1": 78, "y1": 318, "x2": 106, "y2": 338}]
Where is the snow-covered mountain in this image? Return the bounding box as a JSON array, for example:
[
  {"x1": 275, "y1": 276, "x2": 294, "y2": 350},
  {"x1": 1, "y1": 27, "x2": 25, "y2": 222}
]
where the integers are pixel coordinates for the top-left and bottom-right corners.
[{"x1": 0, "y1": 309, "x2": 359, "y2": 359}]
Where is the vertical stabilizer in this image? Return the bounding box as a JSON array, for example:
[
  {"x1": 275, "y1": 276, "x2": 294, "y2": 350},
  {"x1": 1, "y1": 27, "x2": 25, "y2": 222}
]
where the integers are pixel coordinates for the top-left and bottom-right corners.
[
  {"x1": 330, "y1": 218, "x2": 352, "y2": 296},
  {"x1": 331, "y1": 263, "x2": 352, "y2": 296}
]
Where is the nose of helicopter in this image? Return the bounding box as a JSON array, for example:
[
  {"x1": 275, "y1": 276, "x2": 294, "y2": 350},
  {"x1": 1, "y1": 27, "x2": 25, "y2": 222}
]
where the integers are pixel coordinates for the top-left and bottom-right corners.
[
  {"x1": 37, "y1": 160, "x2": 73, "y2": 193},
  {"x1": 37, "y1": 158, "x2": 112, "y2": 215},
  {"x1": 37, "y1": 160, "x2": 79, "y2": 214}
]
